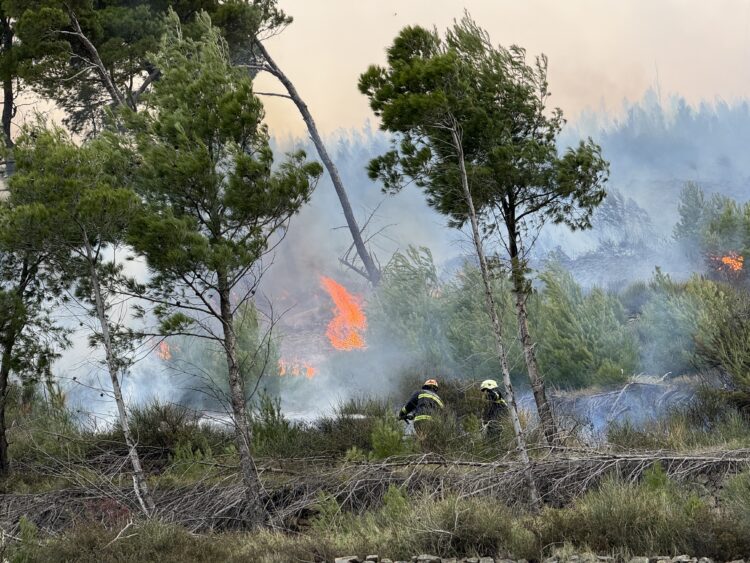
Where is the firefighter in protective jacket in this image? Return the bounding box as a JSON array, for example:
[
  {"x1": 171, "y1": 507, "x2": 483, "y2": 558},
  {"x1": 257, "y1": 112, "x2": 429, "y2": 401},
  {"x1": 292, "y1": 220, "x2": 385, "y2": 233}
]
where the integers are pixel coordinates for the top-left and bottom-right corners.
[
  {"x1": 399, "y1": 379, "x2": 444, "y2": 424},
  {"x1": 480, "y1": 379, "x2": 507, "y2": 428}
]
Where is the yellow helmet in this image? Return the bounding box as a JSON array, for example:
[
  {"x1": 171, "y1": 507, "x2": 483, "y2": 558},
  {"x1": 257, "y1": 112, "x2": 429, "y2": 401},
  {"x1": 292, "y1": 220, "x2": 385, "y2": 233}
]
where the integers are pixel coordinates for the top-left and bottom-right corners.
[
  {"x1": 423, "y1": 379, "x2": 439, "y2": 389},
  {"x1": 480, "y1": 379, "x2": 498, "y2": 391}
]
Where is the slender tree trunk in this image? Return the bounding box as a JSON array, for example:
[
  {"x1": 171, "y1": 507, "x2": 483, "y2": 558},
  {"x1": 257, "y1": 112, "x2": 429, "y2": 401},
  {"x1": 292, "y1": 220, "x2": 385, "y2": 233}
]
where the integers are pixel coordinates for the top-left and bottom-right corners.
[
  {"x1": 450, "y1": 123, "x2": 540, "y2": 508},
  {"x1": 508, "y1": 232, "x2": 558, "y2": 447},
  {"x1": 512, "y1": 280, "x2": 558, "y2": 447},
  {"x1": 218, "y1": 275, "x2": 265, "y2": 526},
  {"x1": 0, "y1": 339, "x2": 13, "y2": 478},
  {"x1": 1, "y1": 15, "x2": 14, "y2": 178},
  {"x1": 253, "y1": 40, "x2": 381, "y2": 286},
  {"x1": 83, "y1": 239, "x2": 155, "y2": 516},
  {"x1": 1, "y1": 16, "x2": 13, "y2": 150}
]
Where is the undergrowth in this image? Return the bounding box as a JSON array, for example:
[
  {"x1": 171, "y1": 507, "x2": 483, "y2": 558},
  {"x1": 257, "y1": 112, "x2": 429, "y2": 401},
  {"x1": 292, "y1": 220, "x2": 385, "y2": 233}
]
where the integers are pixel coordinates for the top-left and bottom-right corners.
[{"x1": 10, "y1": 467, "x2": 750, "y2": 562}]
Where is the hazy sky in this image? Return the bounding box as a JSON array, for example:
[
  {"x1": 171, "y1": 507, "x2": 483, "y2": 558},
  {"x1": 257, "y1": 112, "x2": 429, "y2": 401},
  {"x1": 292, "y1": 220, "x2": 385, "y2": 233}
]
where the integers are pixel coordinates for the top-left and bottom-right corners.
[{"x1": 254, "y1": 0, "x2": 750, "y2": 137}]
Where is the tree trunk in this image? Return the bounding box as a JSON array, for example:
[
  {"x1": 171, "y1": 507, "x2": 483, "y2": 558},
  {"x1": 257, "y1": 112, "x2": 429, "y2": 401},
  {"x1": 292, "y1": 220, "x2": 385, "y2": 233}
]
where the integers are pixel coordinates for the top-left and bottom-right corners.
[
  {"x1": 508, "y1": 233, "x2": 558, "y2": 447},
  {"x1": 218, "y1": 275, "x2": 265, "y2": 526},
  {"x1": 253, "y1": 40, "x2": 381, "y2": 286},
  {"x1": 0, "y1": 339, "x2": 12, "y2": 478},
  {"x1": 1, "y1": 16, "x2": 13, "y2": 150},
  {"x1": 450, "y1": 123, "x2": 541, "y2": 508},
  {"x1": 83, "y1": 239, "x2": 155, "y2": 516}
]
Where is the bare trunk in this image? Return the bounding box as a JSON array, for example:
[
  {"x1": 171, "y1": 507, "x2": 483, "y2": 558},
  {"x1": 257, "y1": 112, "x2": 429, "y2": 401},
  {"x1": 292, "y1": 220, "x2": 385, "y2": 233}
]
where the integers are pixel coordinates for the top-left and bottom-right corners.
[
  {"x1": 508, "y1": 231, "x2": 558, "y2": 446},
  {"x1": 253, "y1": 40, "x2": 380, "y2": 286},
  {"x1": 1, "y1": 16, "x2": 12, "y2": 150},
  {"x1": 218, "y1": 276, "x2": 265, "y2": 526},
  {"x1": 83, "y1": 239, "x2": 154, "y2": 516},
  {"x1": 450, "y1": 123, "x2": 540, "y2": 508},
  {"x1": 0, "y1": 339, "x2": 12, "y2": 478},
  {"x1": 512, "y1": 279, "x2": 558, "y2": 447}
]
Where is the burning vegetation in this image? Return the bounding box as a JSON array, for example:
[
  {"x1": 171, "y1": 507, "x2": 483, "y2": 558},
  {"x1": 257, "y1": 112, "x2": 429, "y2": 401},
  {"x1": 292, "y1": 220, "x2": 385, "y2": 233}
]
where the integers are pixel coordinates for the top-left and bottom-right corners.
[
  {"x1": 320, "y1": 276, "x2": 367, "y2": 351},
  {"x1": 709, "y1": 251, "x2": 745, "y2": 279},
  {"x1": 277, "y1": 358, "x2": 316, "y2": 379},
  {"x1": 719, "y1": 252, "x2": 744, "y2": 272},
  {"x1": 157, "y1": 341, "x2": 172, "y2": 361}
]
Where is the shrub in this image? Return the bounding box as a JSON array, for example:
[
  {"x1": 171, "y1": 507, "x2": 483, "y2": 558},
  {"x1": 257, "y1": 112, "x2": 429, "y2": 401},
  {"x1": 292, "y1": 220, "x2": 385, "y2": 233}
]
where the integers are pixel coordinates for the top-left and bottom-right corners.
[
  {"x1": 8, "y1": 520, "x2": 231, "y2": 563},
  {"x1": 539, "y1": 469, "x2": 709, "y2": 556},
  {"x1": 104, "y1": 401, "x2": 229, "y2": 465},
  {"x1": 370, "y1": 414, "x2": 411, "y2": 459},
  {"x1": 619, "y1": 280, "x2": 653, "y2": 316},
  {"x1": 607, "y1": 393, "x2": 750, "y2": 452},
  {"x1": 534, "y1": 265, "x2": 637, "y2": 388},
  {"x1": 368, "y1": 247, "x2": 454, "y2": 370},
  {"x1": 251, "y1": 393, "x2": 304, "y2": 458},
  {"x1": 719, "y1": 470, "x2": 750, "y2": 533},
  {"x1": 638, "y1": 272, "x2": 731, "y2": 376}
]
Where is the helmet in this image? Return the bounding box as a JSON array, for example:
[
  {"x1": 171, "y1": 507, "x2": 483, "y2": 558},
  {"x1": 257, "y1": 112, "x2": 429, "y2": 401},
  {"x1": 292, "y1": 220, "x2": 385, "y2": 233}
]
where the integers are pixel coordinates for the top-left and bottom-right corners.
[
  {"x1": 423, "y1": 378, "x2": 439, "y2": 389},
  {"x1": 480, "y1": 379, "x2": 498, "y2": 391}
]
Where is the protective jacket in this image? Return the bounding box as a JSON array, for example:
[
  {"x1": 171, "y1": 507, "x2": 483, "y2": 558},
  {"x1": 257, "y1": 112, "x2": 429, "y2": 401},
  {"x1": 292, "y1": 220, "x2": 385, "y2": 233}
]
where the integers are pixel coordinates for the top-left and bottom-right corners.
[
  {"x1": 399, "y1": 387, "x2": 444, "y2": 422},
  {"x1": 483, "y1": 388, "x2": 507, "y2": 423}
]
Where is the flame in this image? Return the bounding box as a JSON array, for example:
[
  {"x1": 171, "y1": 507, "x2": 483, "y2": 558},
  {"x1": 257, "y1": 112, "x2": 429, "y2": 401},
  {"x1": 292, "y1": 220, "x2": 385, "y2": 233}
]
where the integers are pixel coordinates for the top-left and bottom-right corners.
[
  {"x1": 157, "y1": 341, "x2": 172, "y2": 361},
  {"x1": 320, "y1": 276, "x2": 367, "y2": 350},
  {"x1": 278, "y1": 358, "x2": 316, "y2": 379},
  {"x1": 720, "y1": 253, "x2": 744, "y2": 272}
]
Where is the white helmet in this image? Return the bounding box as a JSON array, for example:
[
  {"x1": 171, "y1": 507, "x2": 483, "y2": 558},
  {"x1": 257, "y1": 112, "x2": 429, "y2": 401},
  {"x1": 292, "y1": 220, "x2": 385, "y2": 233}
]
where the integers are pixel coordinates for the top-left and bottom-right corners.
[{"x1": 480, "y1": 379, "x2": 498, "y2": 391}]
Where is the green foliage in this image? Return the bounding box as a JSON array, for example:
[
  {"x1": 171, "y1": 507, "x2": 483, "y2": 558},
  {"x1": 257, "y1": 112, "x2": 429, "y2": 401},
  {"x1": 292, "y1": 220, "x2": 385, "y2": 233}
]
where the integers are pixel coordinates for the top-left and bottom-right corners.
[
  {"x1": 636, "y1": 271, "x2": 731, "y2": 375},
  {"x1": 11, "y1": 0, "x2": 290, "y2": 134},
  {"x1": 694, "y1": 284, "x2": 750, "y2": 407},
  {"x1": 442, "y1": 264, "x2": 524, "y2": 381},
  {"x1": 540, "y1": 474, "x2": 709, "y2": 556},
  {"x1": 369, "y1": 247, "x2": 452, "y2": 369},
  {"x1": 121, "y1": 13, "x2": 320, "y2": 403},
  {"x1": 535, "y1": 265, "x2": 637, "y2": 387},
  {"x1": 360, "y1": 17, "x2": 607, "y2": 231},
  {"x1": 103, "y1": 401, "x2": 230, "y2": 467},
  {"x1": 166, "y1": 302, "x2": 282, "y2": 411},
  {"x1": 11, "y1": 475, "x2": 750, "y2": 561},
  {"x1": 674, "y1": 182, "x2": 750, "y2": 280},
  {"x1": 720, "y1": 470, "x2": 750, "y2": 534},
  {"x1": 370, "y1": 413, "x2": 411, "y2": 459},
  {"x1": 8, "y1": 520, "x2": 231, "y2": 563},
  {"x1": 250, "y1": 393, "x2": 302, "y2": 458}
]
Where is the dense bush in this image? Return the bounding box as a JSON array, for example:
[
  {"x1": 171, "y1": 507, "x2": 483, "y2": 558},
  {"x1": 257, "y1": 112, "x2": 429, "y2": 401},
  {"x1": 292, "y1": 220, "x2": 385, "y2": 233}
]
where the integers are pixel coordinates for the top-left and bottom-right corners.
[
  {"x1": 104, "y1": 401, "x2": 231, "y2": 465},
  {"x1": 540, "y1": 464, "x2": 709, "y2": 555},
  {"x1": 534, "y1": 266, "x2": 637, "y2": 387},
  {"x1": 635, "y1": 271, "x2": 731, "y2": 376},
  {"x1": 442, "y1": 264, "x2": 524, "y2": 382}
]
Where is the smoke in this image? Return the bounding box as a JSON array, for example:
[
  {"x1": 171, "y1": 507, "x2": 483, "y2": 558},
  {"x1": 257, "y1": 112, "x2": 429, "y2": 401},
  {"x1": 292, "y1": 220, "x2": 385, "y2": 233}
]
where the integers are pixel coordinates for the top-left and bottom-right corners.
[{"x1": 56, "y1": 89, "x2": 750, "y2": 426}]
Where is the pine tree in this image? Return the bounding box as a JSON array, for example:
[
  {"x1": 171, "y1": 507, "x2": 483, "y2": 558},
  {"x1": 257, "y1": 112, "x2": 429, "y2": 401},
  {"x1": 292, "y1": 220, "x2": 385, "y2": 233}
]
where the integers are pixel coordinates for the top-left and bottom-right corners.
[
  {"x1": 360, "y1": 15, "x2": 608, "y2": 449},
  {"x1": 9, "y1": 121, "x2": 155, "y2": 512},
  {"x1": 121, "y1": 12, "x2": 321, "y2": 524}
]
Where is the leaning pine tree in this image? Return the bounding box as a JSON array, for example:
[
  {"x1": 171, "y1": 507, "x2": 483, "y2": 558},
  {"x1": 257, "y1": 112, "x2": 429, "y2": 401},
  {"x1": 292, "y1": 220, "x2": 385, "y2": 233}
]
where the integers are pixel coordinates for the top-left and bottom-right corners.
[
  {"x1": 360, "y1": 16, "x2": 608, "y2": 450},
  {"x1": 121, "y1": 12, "x2": 322, "y2": 525}
]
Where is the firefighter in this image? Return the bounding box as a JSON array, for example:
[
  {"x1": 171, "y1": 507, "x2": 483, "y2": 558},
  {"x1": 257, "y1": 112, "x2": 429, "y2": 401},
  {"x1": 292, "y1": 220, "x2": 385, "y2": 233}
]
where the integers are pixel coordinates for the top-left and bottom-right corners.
[
  {"x1": 398, "y1": 379, "x2": 444, "y2": 430},
  {"x1": 480, "y1": 379, "x2": 507, "y2": 434}
]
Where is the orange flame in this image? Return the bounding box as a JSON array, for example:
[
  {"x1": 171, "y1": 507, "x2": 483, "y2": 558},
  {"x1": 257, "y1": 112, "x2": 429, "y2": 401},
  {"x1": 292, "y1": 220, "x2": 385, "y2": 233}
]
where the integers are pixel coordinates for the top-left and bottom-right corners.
[
  {"x1": 278, "y1": 358, "x2": 317, "y2": 379},
  {"x1": 720, "y1": 253, "x2": 744, "y2": 272},
  {"x1": 157, "y1": 341, "x2": 171, "y2": 361},
  {"x1": 320, "y1": 276, "x2": 367, "y2": 350}
]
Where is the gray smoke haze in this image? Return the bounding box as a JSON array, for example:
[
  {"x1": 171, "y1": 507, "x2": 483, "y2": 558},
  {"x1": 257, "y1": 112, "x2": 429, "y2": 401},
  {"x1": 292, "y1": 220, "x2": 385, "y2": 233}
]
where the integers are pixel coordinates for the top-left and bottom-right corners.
[{"x1": 58, "y1": 90, "x2": 750, "y2": 424}]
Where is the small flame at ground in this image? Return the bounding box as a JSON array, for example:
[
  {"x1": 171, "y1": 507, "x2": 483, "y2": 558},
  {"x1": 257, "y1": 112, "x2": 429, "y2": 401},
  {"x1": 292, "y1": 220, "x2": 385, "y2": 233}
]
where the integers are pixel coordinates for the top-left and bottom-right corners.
[
  {"x1": 720, "y1": 253, "x2": 744, "y2": 272},
  {"x1": 278, "y1": 358, "x2": 316, "y2": 379},
  {"x1": 320, "y1": 276, "x2": 367, "y2": 350},
  {"x1": 157, "y1": 341, "x2": 172, "y2": 361}
]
